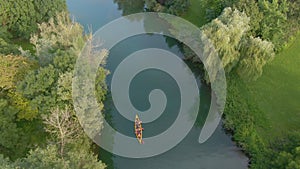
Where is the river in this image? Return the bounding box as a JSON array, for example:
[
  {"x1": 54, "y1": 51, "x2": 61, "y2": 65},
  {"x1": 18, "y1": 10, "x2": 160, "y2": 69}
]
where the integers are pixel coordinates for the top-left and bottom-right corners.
[{"x1": 67, "y1": 0, "x2": 248, "y2": 168}]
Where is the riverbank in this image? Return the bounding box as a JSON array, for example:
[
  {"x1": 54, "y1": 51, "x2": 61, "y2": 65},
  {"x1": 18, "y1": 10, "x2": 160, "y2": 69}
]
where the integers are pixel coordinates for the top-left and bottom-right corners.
[
  {"x1": 246, "y1": 33, "x2": 300, "y2": 141},
  {"x1": 182, "y1": 0, "x2": 300, "y2": 167},
  {"x1": 66, "y1": 0, "x2": 249, "y2": 168},
  {"x1": 223, "y1": 33, "x2": 300, "y2": 168}
]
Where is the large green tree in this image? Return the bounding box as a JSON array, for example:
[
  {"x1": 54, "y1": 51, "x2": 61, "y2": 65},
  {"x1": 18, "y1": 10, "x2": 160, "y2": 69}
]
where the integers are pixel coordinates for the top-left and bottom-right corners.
[
  {"x1": 1, "y1": 144, "x2": 107, "y2": 169},
  {"x1": 17, "y1": 64, "x2": 59, "y2": 114},
  {"x1": 17, "y1": 12, "x2": 85, "y2": 114},
  {"x1": 0, "y1": 55, "x2": 42, "y2": 159},
  {"x1": 0, "y1": 55, "x2": 36, "y2": 90},
  {"x1": 30, "y1": 12, "x2": 84, "y2": 66},
  {"x1": 1, "y1": 2, "x2": 109, "y2": 167},
  {"x1": 0, "y1": 0, "x2": 66, "y2": 39},
  {"x1": 234, "y1": 0, "x2": 263, "y2": 36},
  {"x1": 164, "y1": 0, "x2": 190, "y2": 15},
  {"x1": 114, "y1": 0, "x2": 145, "y2": 16},
  {"x1": 258, "y1": 0, "x2": 289, "y2": 50},
  {"x1": 237, "y1": 36, "x2": 275, "y2": 81},
  {"x1": 0, "y1": 28, "x2": 19, "y2": 55},
  {"x1": 273, "y1": 146, "x2": 300, "y2": 169},
  {"x1": 0, "y1": 155, "x2": 15, "y2": 169},
  {"x1": 202, "y1": 7, "x2": 250, "y2": 73},
  {"x1": 0, "y1": 91, "x2": 45, "y2": 160}
]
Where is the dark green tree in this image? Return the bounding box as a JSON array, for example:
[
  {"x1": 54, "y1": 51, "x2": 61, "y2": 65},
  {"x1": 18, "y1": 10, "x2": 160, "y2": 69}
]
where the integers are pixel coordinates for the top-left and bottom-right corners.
[
  {"x1": 234, "y1": 0, "x2": 263, "y2": 36},
  {"x1": 273, "y1": 146, "x2": 300, "y2": 169},
  {"x1": 0, "y1": 28, "x2": 19, "y2": 55},
  {"x1": 0, "y1": 0, "x2": 66, "y2": 39},
  {"x1": 17, "y1": 64, "x2": 59, "y2": 114},
  {"x1": 114, "y1": 0, "x2": 145, "y2": 16},
  {"x1": 164, "y1": 0, "x2": 190, "y2": 15},
  {"x1": 258, "y1": 0, "x2": 289, "y2": 50}
]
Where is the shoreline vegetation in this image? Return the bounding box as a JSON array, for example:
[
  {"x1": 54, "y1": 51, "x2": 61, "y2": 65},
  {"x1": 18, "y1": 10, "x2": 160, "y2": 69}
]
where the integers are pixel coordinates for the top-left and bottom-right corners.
[
  {"x1": 0, "y1": 0, "x2": 299, "y2": 168},
  {"x1": 1, "y1": 1, "x2": 107, "y2": 167},
  {"x1": 147, "y1": 0, "x2": 300, "y2": 168},
  {"x1": 179, "y1": 0, "x2": 300, "y2": 168}
]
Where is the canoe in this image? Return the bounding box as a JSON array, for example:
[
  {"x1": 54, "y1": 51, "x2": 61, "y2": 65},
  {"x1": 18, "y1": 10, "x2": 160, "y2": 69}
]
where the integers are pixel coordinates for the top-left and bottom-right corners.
[{"x1": 134, "y1": 114, "x2": 143, "y2": 144}]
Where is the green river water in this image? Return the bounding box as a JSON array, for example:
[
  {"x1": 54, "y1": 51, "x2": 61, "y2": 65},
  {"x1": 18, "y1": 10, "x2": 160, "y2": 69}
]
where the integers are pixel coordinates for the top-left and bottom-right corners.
[{"x1": 67, "y1": 0, "x2": 248, "y2": 168}]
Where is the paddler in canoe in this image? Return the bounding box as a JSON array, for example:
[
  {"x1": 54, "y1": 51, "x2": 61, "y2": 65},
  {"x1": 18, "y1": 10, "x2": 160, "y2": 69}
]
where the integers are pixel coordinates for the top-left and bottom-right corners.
[{"x1": 134, "y1": 114, "x2": 144, "y2": 144}]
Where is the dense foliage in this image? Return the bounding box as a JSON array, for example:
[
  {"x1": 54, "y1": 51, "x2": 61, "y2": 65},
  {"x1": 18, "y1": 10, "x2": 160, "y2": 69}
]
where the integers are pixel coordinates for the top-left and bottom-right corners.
[
  {"x1": 223, "y1": 75, "x2": 269, "y2": 168},
  {"x1": 0, "y1": 28, "x2": 19, "y2": 55},
  {"x1": 173, "y1": 0, "x2": 300, "y2": 168},
  {"x1": 0, "y1": 10, "x2": 108, "y2": 168},
  {"x1": 202, "y1": 8, "x2": 250, "y2": 73},
  {"x1": 237, "y1": 36, "x2": 275, "y2": 81},
  {"x1": 0, "y1": 0, "x2": 66, "y2": 39},
  {"x1": 231, "y1": 0, "x2": 298, "y2": 51},
  {"x1": 0, "y1": 144, "x2": 106, "y2": 169},
  {"x1": 0, "y1": 0, "x2": 299, "y2": 168},
  {"x1": 145, "y1": 0, "x2": 190, "y2": 15},
  {"x1": 113, "y1": 0, "x2": 145, "y2": 16},
  {"x1": 171, "y1": 7, "x2": 275, "y2": 81}
]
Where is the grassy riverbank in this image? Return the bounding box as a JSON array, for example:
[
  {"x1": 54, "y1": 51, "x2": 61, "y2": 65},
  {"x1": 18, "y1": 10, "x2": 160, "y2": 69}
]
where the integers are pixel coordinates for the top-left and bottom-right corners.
[
  {"x1": 224, "y1": 34, "x2": 300, "y2": 168},
  {"x1": 182, "y1": 0, "x2": 300, "y2": 167},
  {"x1": 182, "y1": 0, "x2": 207, "y2": 27},
  {"x1": 246, "y1": 33, "x2": 300, "y2": 141}
]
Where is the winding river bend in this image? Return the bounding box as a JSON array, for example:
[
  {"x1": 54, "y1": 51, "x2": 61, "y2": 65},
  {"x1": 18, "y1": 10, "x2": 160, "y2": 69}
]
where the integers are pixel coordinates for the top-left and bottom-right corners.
[{"x1": 67, "y1": 0, "x2": 248, "y2": 168}]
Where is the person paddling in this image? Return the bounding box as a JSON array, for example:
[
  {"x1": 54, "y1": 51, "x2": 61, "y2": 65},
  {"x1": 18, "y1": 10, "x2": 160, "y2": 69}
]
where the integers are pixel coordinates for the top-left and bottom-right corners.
[{"x1": 135, "y1": 114, "x2": 144, "y2": 144}]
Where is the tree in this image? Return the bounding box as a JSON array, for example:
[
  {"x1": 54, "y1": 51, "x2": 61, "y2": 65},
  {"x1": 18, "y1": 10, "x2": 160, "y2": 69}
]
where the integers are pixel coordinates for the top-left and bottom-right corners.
[
  {"x1": 234, "y1": 0, "x2": 263, "y2": 36},
  {"x1": 67, "y1": 147, "x2": 106, "y2": 169},
  {"x1": 30, "y1": 12, "x2": 84, "y2": 66},
  {"x1": 145, "y1": 0, "x2": 165, "y2": 12},
  {"x1": 144, "y1": 0, "x2": 189, "y2": 15},
  {"x1": 0, "y1": 0, "x2": 66, "y2": 39},
  {"x1": 0, "y1": 38, "x2": 19, "y2": 55},
  {"x1": 0, "y1": 90, "x2": 44, "y2": 160},
  {"x1": 1, "y1": 144, "x2": 106, "y2": 169},
  {"x1": 17, "y1": 64, "x2": 59, "y2": 113},
  {"x1": 0, "y1": 155, "x2": 15, "y2": 169},
  {"x1": 204, "y1": 0, "x2": 228, "y2": 21},
  {"x1": 43, "y1": 106, "x2": 81, "y2": 156},
  {"x1": 95, "y1": 68, "x2": 109, "y2": 104},
  {"x1": 258, "y1": 0, "x2": 289, "y2": 50},
  {"x1": 202, "y1": 7, "x2": 250, "y2": 73},
  {"x1": 0, "y1": 55, "x2": 40, "y2": 159},
  {"x1": 17, "y1": 145, "x2": 66, "y2": 169},
  {"x1": 237, "y1": 36, "x2": 275, "y2": 81},
  {"x1": 73, "y1": 38, "x2": 108, "y2": 139},
  {"x1": 273, "y1": 146, "x2": 300, "y2": 169},
  {"x1": 17, "y1": 12, "x2": 86, "y2": 114},
  {"x1": 15, "y1": 144, "x2": 106, "y2": 169},
  {"x1": 0, "y1": 97, "x2": 20, "y2": 159},
  {"x1": 113, "y1": 0, "x2": 145, "y2": 16},
  {"x1": 164, "y1": 0, "x2": 190, "y2": 16},
  {"x1": 0, "y1": 27, "x2": 19, "y2": 55},
  {"x1": 233, "y1": 0, "x2": 298, "y2": 51},
  {"x1": 0, "y1": 55, "x2": 36, "y2": 90},
  {"x1": 57, "y1": 72, "x2": 73, "y2": 105}
]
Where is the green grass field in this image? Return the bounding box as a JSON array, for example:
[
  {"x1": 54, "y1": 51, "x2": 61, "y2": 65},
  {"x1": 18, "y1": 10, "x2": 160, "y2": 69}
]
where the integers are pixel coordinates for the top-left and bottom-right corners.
[
  {"x1": 182, "y1": 0, "x2": 207, "y2": 27},
  {"x1": 183, "y1": 0, "x2": 300, "y2": 142},
  {"x1": 243, "y1": 34, "x2": 300, "y2": 140}
]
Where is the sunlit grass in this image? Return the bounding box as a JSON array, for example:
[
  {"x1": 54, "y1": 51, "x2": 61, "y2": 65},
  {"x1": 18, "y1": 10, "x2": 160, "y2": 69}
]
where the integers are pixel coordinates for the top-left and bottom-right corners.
[
  {"x1": 245, "y1": 33, "x2": 300, "y2": 140},
  {"x1": 182, "y1": 0, "x2": 207, "y2": 27}
]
